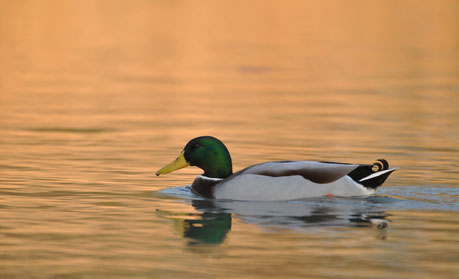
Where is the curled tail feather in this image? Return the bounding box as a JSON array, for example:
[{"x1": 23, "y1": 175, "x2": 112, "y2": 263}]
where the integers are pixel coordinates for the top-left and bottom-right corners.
[{"x1": 348, "y1": 159, "x2": 396, "y2": 189}]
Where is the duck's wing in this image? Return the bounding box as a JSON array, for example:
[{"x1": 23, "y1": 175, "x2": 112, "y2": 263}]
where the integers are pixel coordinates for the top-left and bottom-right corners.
[{"x1": 233, "y1": 161, "x2": 361, "y2": 184}]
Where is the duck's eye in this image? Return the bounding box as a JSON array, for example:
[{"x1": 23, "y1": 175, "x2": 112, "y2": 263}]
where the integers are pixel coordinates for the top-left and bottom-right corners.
[{"x1": 191, "y1": 143, "x2": 200, "y2": 150}]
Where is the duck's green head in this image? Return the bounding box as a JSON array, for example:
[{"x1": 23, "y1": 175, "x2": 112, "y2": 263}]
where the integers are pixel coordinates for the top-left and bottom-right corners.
[{"x1": 156, "y1": 136, "x2": 233, "y2": 178}]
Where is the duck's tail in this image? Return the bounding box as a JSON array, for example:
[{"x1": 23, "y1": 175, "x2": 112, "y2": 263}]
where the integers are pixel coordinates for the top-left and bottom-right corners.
[{"x1": 348, "y1": 159, "x2": 397, "y2": 189}]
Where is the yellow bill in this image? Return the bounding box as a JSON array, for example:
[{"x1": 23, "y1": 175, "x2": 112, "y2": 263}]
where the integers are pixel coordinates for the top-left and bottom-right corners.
[{"x1": 156, "y1": 150, "x2": 189, "y2": 176}]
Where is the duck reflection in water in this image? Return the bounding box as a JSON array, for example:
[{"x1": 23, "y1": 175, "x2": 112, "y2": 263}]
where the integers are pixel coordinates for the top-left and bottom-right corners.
[
  {"x1": 156, "y1": 200, "x2": 232, "y2": 245},
  {"x1": 157, "y1": 197, "x2": 390, "y2": 245}
]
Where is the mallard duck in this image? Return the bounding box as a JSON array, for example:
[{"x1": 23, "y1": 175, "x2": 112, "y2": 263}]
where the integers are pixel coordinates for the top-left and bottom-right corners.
[{"x1": 156, "y1": 136, "x2": 396, "y2": 201}]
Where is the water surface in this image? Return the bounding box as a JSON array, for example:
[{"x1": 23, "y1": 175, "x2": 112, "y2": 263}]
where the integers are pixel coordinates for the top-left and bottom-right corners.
[{"x1": 0, "y1": 1, "x2": 458, "y2": 278}]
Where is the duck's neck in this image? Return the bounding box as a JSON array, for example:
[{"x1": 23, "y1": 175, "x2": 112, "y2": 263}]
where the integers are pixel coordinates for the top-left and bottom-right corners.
[
  {"x1": 201, "y1": 146, "x2": 233, "y2": 178},
  {"x1": 203, "y1": 158, "x2": 232, "y2": 178}
]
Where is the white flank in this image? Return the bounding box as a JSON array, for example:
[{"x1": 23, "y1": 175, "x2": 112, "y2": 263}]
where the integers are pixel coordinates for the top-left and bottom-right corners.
[{"x1": 213, "y1": 174, "x2": 375, "y2": 201}]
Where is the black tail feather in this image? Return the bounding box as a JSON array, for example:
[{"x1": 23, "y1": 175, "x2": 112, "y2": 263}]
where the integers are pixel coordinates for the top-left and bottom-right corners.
[{"x1": 348, "y1": 159, "x2": 396, "y2": 189}]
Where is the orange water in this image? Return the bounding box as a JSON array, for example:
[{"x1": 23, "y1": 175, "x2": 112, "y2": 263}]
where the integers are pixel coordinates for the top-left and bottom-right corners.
[{"x1": 0, "y1": 1, "x2": 458, "y2": 278}]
